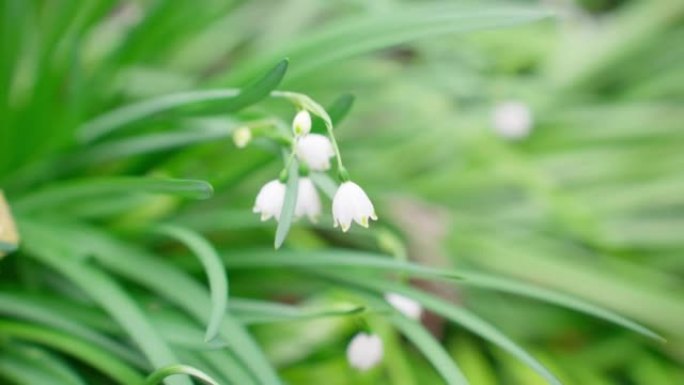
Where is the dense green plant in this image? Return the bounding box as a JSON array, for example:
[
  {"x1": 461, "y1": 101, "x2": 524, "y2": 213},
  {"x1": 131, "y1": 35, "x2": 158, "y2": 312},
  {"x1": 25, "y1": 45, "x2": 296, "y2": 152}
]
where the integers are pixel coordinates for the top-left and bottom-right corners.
[{"x1": 1, "y1": 1, "x2": 682, "y2": 384}]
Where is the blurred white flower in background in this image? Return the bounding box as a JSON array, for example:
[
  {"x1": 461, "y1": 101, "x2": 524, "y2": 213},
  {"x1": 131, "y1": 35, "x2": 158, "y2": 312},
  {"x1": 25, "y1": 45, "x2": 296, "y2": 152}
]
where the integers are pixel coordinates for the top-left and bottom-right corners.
[
  {"x1": 295, "y1": 133, "x2": 335, "y2": 171},
  {"x1": 332, "y1": 182, "x2": 377, "y2": 232},
  {"x1": 492, "y1": 101, "x2": 533, "y2": 140},
  {"x1": 346, "y1": 332, "x2": 384, "y2": 371},
  {"x1": 385, "y1": 292, "x2": 423, "y2": 320},
  {"x1": 253, "y1": 180, "x2": 286, "y2": 222},
  {"x1": 292, "y1": 109, "x2": 312, "y2": 136},
  {"x1": 232, "y1": 126, "x2": 252, "y2": 148},
  {"x1": 294, "y1": 177, "x2": 321, "y2": 222}
]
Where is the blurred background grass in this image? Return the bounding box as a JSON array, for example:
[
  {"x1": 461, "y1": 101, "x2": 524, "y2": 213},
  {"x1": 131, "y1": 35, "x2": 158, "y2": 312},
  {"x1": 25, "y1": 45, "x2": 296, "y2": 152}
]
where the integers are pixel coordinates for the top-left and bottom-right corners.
[{"x1": 1, "y1": 0, "x2": 683, "y2": 384}]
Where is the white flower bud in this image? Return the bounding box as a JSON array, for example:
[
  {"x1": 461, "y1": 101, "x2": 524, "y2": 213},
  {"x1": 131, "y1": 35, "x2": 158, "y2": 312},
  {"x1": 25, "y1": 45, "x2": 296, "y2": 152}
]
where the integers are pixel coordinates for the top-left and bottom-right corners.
[
  {"x1": 346, "y1": 332, "x2": 383, "y2": 371},
  {"x1": 253, "y1": 180, "x2": 286, "y2": 222},
  {"x1": 332, "y1": 182, "x2": 377, "y2": 232},
  {"x1": 232, "y1": 127, "x2": 252, "y2": 148},
  {"x1": 292, "y1": 110, "x2": 312, "y2": 136},
  {"x1": 295, "y1": 134, "x2": 335, "y2": 171},
  {"x1": 294, "y1": 178, "x2": 321, "y2": 223},
  {"x1": 492, "y1": 101, "x2": 533, "y2": 140},
  {"x1": 384, "y1": 292, "x2": 423, "y2": 320}
]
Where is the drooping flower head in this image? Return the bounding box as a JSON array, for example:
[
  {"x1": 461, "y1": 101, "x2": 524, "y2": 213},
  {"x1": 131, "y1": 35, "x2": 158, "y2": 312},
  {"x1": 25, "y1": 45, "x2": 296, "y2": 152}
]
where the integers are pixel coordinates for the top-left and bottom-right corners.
[
  {"x1": 253, "y1": 180, "x2": 286, "y2": 222},
  {"x1": 292, "y1": 109, "x2": 312, "y2": 137},
  {"x1": 294, "y1": 177, "x2": 321, "y2": 222},
  {"x1": 295, "y1": 133, "x2": 335, "y2": 171},
  {"x1": 384, "y1": 292, "x2": 423, "y2": 320},
  {"x1": 492, "y1": 101, "x2": 533, "y2": 140},
  {"x1": 346, "y1": 332, "x2": 383, "y2": 371},
  {"x1": 332, "y1": 181, "x2": 377, "y2": 232}
]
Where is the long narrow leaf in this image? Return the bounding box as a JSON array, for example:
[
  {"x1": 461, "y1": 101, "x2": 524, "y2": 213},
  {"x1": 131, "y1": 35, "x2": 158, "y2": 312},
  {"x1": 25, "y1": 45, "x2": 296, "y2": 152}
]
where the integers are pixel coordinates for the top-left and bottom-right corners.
[
  {"x1": 15, "y1": 177, "x2": 213, "y2": 212},
  {"x1": 154, "y1": 224, "x2": 229, "y2": 342},
  {"x1": 312, "y1": 270, "x2": 563, "y2": 385},
  {"x1": 20, "y1": 220, "x2": 192, "y2": 385},
  {"x1": 274, "y1": 159, "x2": 299, "y2": 249},
  {"x1": 78, "y1": 59, "x2": 288, "y2": 142},
  {"x1": 0, "y1": 321, "x2": 144, "y2": 385}
]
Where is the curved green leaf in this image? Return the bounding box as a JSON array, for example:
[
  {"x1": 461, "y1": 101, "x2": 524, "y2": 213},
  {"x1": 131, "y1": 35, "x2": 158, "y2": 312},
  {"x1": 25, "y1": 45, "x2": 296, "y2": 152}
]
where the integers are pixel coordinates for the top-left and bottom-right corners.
[
  {"x1": 0, "y1": 292, "x2": 145, "y2": 368},
  {"x1": 153, "y1": 224, "x2": 229, "y2": 342},
  {"x1": 20, "y1": 220, "x2": 191, "y2": 385},
  {"x1": 145, "y1": 365, "x2": 220, "y2": 385},
  {"x1": 0, "y1": 321, "x2": 144, "y2": 385},
  {"x1": 391, "y1": 314, "x2": 470, "y2": 385},
  {"x1": 311, "y1": 270, "x2": 563, "y2": 385},
  {"x1": 47, "y1": 223, "x2": 282, "y2": 385},
  {"x1": 78, "y1": 59, "x2": 288, "y2": 142},
  {"x1": 458, "y1": 271, "x2": 665, "y2": 342},
  {"x1": 15, "y1": 177, "x2": 213, "y2": 212}
]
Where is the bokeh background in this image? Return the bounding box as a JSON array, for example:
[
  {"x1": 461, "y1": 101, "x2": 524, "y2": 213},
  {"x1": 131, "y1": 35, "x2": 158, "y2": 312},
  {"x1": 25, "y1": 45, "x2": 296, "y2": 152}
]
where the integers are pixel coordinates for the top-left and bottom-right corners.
[{"x1": 1, "y1": 0, "x2": 683, "y2": 384}]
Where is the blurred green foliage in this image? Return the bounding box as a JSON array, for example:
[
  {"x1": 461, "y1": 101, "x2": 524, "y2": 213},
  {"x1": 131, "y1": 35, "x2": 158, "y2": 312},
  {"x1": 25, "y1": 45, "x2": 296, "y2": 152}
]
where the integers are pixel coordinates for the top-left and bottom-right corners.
[{"x1": 0, "y1": 0, "x2": 683, "y2": 384}]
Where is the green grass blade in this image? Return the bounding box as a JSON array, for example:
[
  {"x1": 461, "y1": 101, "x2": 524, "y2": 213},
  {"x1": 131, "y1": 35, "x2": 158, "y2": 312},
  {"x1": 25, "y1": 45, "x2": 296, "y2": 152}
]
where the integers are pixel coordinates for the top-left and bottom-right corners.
[
  {"x1": 14, "y1": 177, "x2": 213, "y2": 212},
  {"x1": 54, "y1": 223, "x2": 283, "y2": 385},
  {"x1": 0, "y1": 349, "x2": 78, "y2": 385},
  {"x1": 0, "y1": 292, "x2": 146, "y2": 369},
  {"x1": 221, "y1": 249, "x2": 659, "y2": 342},
  {"x1": 0, "y1": 321, "x2": 144, "y2": 385},
  {"x1": 221, "y1": 248, "x2": 458, "y2": 279},
  {"x1": 75, "y1": 125, "x2": 234, "y2": 164},
  {"x1": 154, "y1": 224, "x2": 229, "y2": 342},
  {"x1": 20, "y1": 220, "x2": 192, "y2": 385},
  {"x1": 458, "y1": 271, "x2": 665, "y2": 342},
  {"x1": 145, "y1": 365, "x2": 220, "y2": 385},
  {"x1": 314, "y1": 270, "x2": 563, "y2": 385},
  {"x1": 231, "y1": 298, "x2": 365, "y2": 324},
  {"x1": 390, "y1": 314, "x2": 470, "y2": 385},
  {"x1": 0, "y1": 343, "x2": 86, "y2": 385},
  {"x1": 78, "y1": 59, "x2": 288, "y2": 142},
  {"x1": 274, "y1": 159, "x2": 299, "y2": 249},
  {"x1": 226, "y1": 5, "x2": 551, "y2": 83}
]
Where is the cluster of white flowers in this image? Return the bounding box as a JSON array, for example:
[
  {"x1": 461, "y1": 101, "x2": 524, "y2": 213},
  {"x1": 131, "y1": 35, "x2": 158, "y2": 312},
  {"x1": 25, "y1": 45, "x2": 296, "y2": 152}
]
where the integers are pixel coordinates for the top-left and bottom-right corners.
[{"x1": 251, "y1": 110, "x2": 377, "y2": 232}]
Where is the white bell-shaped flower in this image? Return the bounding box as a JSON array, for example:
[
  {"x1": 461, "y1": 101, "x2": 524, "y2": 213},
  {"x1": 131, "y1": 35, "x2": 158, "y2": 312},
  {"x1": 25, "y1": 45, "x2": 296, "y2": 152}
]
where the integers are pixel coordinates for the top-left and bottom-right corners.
[
  {"x1": 332, "y1": 182, "x2": 377, "y2": 232},
  {"x1": 384, "y1": 292, "x2": 423, "y2": 320},
  {"x1": 294, "y1": 177, "x2": 321, "y2": 222},
  {"x1": 492, "y1": 101, "x2": 533, "y2": 140},
  {"x1": 346, "y1": 332, "x2": 383, "y2": 371},
  {"x1": 252, "y1": 180, "x2": 286, "y2": 222},
  {"x1": 295, "y1": 134, "x2": 335, "y2": 171},
  {"x1": 292, "y1": 110, "x2": 312, "y2": 136}
]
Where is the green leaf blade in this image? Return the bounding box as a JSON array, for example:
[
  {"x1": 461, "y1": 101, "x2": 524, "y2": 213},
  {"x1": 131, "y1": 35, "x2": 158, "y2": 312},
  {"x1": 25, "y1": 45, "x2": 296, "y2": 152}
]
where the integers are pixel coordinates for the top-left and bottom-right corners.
[
  {"x1": 78, "y1": 59, "x2": 288, "y2": 143},
  {"x1": 153, "y1": 224, "x2": 229, "y2": 343},
  {"x1": 274, "y1": 159, "x2": 299, "y2": 249}
]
